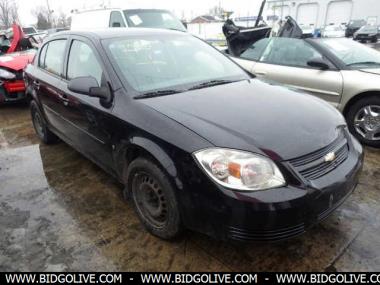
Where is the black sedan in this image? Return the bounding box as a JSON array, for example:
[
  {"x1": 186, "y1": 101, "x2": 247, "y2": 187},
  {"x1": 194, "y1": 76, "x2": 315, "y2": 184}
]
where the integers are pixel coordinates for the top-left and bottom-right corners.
[
  {"x1": 354, "y1": 25, "x2": 378, "y2": 43},
  {"x1": 24, "y1": 29, "x2": 363, "y2": 242}
]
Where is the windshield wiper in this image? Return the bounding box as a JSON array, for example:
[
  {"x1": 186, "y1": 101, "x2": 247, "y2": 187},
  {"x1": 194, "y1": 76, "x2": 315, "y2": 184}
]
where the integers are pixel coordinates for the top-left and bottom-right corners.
[
  {"x1": 347, "y1": 61, "x2": 380, "y2": 67},
  {"x1": 135, "y1": 89, "x2": 183, "y2": 99},
  {"x1": 188, "y1": 79, "x2": 239, "y2": 91}
]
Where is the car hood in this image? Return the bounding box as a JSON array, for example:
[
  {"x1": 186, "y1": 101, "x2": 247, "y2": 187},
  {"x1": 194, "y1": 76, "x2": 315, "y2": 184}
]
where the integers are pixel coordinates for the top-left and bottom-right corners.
[
  {"x1": 0, "y1": 50, "x2": 36, "y2": 71},
  {"x1": 141, "y1": 80, "x2": 345, "y2": 161}
]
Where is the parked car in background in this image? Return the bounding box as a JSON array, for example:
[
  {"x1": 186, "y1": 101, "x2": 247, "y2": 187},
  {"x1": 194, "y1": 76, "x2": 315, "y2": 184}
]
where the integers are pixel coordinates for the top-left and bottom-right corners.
[
  {"x1": 345, "y1": 19, "x2": 367, "y2": 37},
  {"x1": 354, "y1": 25, "x2": 378, "y2": 43},
  {"x1": 322, "y1": 25, "x2": 345, "y2": 38},
  {"x1": 25, "y1": 29, "x2": 363, "y2": 241},
  {"x1": 47, "y1": 28, "x2": 69, "y2": 35},
  {"x1": 22, "y1": 26, "x2": 38, "y2": 36},
  {"x1": 299, "y1": 24, "x2": 315, "y2": 38},
  {"x1": 231, "y1": 36, "x2": 380, "y2": 147},
  {"x1": 71, "y1": 8, "x2": 186, "y2": 31}
]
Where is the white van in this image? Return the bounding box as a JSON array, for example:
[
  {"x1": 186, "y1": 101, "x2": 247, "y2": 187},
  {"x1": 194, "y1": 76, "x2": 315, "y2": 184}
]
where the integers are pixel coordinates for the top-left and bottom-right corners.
[{"x1": 70, "y1": 8, "x2": 186, "y2": 31}]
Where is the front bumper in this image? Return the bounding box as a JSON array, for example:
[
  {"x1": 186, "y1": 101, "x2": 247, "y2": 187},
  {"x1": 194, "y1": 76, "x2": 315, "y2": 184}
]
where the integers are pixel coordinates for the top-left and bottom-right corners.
[
  {"x1": 354, "y1": 35, "x2": 377, "y2": 41},
  {"x1": 180, "y1": 133, "x2": 364, "y2": 242}
]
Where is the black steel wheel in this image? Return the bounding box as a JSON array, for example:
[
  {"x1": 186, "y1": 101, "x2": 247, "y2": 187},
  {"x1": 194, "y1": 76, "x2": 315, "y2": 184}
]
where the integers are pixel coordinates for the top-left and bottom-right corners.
[{"x1": 126, "y1": 157, "x2": 182, "y2": 239}]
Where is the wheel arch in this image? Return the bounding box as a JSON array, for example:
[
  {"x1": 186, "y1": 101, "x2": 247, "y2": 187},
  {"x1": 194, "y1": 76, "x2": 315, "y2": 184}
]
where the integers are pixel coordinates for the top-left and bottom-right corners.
[
  {"x1": 342, "y1": 90, "x2": 380, "y2": 117},
  {"x1": 115, "y1": 136, "x2": 181, "y2": 189}
]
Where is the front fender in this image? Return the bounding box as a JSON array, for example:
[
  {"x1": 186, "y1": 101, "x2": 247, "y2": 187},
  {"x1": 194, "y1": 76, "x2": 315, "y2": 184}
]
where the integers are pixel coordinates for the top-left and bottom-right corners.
[{"x1": 114, "y1": 136, "x2": 183, "y2": 190}]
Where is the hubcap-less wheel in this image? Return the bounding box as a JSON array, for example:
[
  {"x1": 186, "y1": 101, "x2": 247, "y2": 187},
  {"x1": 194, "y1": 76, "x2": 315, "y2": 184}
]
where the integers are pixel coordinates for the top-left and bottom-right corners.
[
  {"x1": 132, "y1": 172, "x2": 168, "y2": 228},
  {"x1": 32, "y1": 111, "x2": 45, "y2": 139},
  {"x1": 354, "y1": 105, "x2": 380, "y2": 141}
]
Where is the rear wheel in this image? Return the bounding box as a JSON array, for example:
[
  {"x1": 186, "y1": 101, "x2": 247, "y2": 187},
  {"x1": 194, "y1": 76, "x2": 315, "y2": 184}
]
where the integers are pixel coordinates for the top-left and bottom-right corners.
[
  {"x1": 346, "y1": 96, "x2": 380, "y2": 148},
  {"x1": 125, "y1": 157, "x2": 182, "y2": 239},
  {"x1": 30, "y1": 101, "x2": 58, "y2": 144}
]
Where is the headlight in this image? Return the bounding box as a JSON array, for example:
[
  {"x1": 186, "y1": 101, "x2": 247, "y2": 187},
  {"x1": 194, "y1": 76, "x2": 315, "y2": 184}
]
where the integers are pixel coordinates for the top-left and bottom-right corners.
[
  {"x1": 0, "y1": 68, "x2": 15, "y2": 80},
  {"x1": 369, "y1": 33, "x2": 377, "y2": 37},
  {"x1": 194, "y1": 148, "x2": 285, "y2": 191}
]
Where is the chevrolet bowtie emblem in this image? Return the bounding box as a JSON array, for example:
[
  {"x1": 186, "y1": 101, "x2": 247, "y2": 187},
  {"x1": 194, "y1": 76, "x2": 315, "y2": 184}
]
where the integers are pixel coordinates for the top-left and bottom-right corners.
[{"x1": 324, "y1": 152, "x2": 336, "y2": 162}]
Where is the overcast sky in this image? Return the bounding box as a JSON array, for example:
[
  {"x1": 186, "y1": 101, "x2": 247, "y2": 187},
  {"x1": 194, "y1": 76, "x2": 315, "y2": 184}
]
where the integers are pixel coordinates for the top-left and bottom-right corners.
[{"x1": 16, "y1": 0, "x2": 264, "y2": 25}]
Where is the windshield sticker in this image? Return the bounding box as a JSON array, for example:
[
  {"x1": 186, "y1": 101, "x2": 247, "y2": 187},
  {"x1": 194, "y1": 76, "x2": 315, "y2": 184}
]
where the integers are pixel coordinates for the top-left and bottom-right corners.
[{"x1": 129, "y1": 15, "x2": 142, "y2": 26}]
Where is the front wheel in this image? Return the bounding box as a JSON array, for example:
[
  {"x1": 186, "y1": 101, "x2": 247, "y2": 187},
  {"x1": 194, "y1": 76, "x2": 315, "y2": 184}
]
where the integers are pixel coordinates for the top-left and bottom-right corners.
[
  {"x1": 346, "y1": 96, "x2": 380, "y2": 148},
  {"x1": 125, "y1": 157, "x2": 182, "y2": 239}
]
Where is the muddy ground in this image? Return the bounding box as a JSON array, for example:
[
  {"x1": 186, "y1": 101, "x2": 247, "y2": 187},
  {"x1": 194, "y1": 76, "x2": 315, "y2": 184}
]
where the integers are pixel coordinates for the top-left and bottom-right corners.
[{"x1": 0, "y1": 104, "x2": 379, "y2": 272}]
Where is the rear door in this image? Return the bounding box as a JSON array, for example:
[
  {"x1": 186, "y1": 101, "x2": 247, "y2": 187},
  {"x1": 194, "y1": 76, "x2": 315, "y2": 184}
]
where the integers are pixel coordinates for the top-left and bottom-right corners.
[
  {"x1": 252, "y1": 37, "x2": 343, "y2": 105},
  {"x1": 34, "y1": 38, "x2": 69, "y2": 134}
]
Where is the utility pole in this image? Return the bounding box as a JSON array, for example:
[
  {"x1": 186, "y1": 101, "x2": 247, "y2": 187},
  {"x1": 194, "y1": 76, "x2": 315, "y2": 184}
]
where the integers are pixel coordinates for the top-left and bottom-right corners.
[
  {"x1": 46, "y1": 0, "x2": 53, "y2": 27},
  {"x1": 255, "y1": 0, "x2": 266, "y2": 27}
]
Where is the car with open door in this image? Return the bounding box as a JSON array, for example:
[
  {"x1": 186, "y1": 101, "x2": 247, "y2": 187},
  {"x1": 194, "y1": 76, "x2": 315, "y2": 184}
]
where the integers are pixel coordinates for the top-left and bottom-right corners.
[
  {"x1": 229, "y1": 17, "x2": 380, "y2": 147},
  {"x1": 24, "y1": 29, "x2": 363, "y2": 242}
]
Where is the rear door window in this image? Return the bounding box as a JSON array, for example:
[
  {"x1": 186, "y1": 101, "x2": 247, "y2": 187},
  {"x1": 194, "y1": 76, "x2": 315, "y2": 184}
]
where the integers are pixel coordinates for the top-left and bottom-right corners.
[
  {"x1": 43, "y1": 39, "x2": 67, "y2": 76},
  {"x1": 38, "y1": 43, "x2": 48, "y2": 68}
]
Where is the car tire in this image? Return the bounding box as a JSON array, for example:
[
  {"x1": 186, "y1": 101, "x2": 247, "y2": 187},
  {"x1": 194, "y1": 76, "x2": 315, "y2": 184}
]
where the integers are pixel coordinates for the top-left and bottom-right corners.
[
  {"x1": 30, "y1": 100, "x2": 58, "y2": 144},
  {"x1": 125, "y1": 157, "x2": 182, "y2": 239},
  {"x1": 371, "y1": 37, "x2": 378, "y2": 43},
  {"x1": 346, "y1": 96, "x2": 380, "y2": 148}
]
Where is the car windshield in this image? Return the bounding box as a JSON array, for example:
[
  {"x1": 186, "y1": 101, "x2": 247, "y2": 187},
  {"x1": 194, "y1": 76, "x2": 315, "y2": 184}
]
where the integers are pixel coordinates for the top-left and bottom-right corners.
[
  {"x1": 123, "y1": 10, "x2": 186, "y2": 32},
  {"x1": 358, "y1": 25, "x2": 377, "y2": 33},
  {"x1": 104, "y1": 34, "x2": 248, "y2": 93},
  {"x1": 318, "y1": 38, "x2": 380, "y2": 68},
  {"x1": 349, "y1": 20, "x2": 365, "y2": 27}
]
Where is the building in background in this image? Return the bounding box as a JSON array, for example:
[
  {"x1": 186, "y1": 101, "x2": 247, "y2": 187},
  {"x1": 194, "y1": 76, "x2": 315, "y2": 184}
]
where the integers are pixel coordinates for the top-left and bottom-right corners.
[
  {"x1": 190, "y1": 15, "x2": 221, "y2": 24},
  {"x1": 266, "y1": 0, "x2": 380, "y2": 28}
]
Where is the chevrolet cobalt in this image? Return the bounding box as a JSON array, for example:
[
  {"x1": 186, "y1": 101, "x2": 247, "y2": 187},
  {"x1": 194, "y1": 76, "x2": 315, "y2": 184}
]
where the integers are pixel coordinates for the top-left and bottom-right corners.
[{"x1": 25, "y1": 29, "x2": 363, "y2": 241}]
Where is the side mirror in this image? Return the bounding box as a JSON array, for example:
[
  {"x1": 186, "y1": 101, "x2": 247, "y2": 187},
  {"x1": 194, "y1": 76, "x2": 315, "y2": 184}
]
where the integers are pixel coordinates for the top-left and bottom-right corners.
[
  {"x1": 307, "y1": 57, "x2": 330, "y2": 70},
  {"x1": 68, "y1": 76, "x2": 111, "y2": 101},
  {"x1": 112, "y1": 22, "x2": 121, "y2": 27}
]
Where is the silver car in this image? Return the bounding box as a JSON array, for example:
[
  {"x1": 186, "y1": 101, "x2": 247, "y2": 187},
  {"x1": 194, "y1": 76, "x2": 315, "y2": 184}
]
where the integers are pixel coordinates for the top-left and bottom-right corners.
[{"x1": 232, "y1": 37, "x2": 380, "y2": 147}]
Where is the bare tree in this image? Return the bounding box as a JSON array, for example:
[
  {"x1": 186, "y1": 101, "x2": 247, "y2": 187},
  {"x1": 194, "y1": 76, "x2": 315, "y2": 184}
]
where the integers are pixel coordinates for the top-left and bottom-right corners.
[
  {"x1": 32, "y1": 6, "x2": 53, "y2": 30},
  {"x1": 56, "y1": 11, "x2": 71, "y2": 28},
  {"x1": 0, "y1": 0, "x2": 19, "y2": 28}
]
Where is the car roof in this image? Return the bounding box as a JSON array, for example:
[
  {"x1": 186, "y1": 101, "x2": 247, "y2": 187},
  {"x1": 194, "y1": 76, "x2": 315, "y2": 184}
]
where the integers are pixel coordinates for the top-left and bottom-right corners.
[{"x1": 47, "y1": 28, "x2": 188, "y2": 41}]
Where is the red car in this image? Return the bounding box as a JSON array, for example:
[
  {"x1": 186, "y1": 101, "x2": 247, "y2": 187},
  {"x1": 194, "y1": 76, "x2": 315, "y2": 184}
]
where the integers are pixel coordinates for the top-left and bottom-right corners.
[{"x1": 0, "y1": 24, "x2": 37, "y2": 104}]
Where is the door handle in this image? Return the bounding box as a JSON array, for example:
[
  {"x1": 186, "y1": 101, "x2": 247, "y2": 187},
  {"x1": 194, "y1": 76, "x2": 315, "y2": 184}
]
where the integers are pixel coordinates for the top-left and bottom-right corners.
[
  {"x1": 58, "y1": 93, "x2": 69, "y2": 106},
  {"x1": 33, "y1": 80, "x2": 40, "y2": 90}
]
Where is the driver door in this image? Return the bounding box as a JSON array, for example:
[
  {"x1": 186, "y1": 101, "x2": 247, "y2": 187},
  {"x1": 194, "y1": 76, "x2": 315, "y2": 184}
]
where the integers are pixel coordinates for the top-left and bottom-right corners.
[
  {"x1": 59, "y1": 37, "x2": 115, "y2": 170},
  {"x1": 242, "y1": 38, "x2": 344, "y2": 105}
]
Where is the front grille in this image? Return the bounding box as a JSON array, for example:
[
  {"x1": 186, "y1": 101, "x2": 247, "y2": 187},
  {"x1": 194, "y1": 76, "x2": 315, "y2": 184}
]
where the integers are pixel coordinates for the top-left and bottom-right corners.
[
  {"x1": 228, "y1": 223, "x2": 305, "y2": 242},
  {"x1": 288, "y1": 130, "x2": 349, "y2": 181}
]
